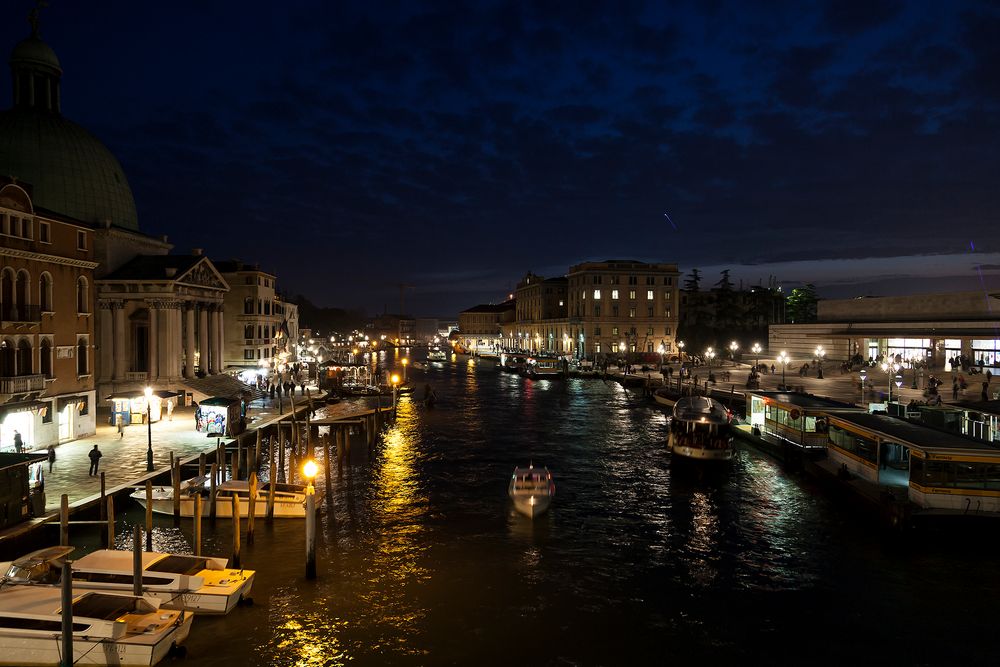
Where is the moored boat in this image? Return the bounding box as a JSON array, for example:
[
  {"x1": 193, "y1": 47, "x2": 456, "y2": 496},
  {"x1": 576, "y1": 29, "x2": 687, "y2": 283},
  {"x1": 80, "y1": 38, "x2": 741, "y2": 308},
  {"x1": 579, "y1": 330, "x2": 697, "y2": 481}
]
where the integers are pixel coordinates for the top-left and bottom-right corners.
[
  {"x1": 1, "y1": 546, "x2": 254, "y2": 616},
  {"x1": 131, "y1": 477, "x2": 319, "y2": 519},
  {"x1": 508, "y1": 465, "x2": 555, "y2": 518},
  {"x1": 525, "y1": 356, "x2": 565, "y2": 379},
  {"x1": 427, "y1": 346, "x2": 449, "y2": 362},
  {"x1": 668, "y1": 396, "x2": 736, "y2": 462},
  {"x1": 652, "y1": 386, "x2": 678, "y2": 408},
  {"x1": 0, "y1": 584, "x2": 191, "y2": 667}
]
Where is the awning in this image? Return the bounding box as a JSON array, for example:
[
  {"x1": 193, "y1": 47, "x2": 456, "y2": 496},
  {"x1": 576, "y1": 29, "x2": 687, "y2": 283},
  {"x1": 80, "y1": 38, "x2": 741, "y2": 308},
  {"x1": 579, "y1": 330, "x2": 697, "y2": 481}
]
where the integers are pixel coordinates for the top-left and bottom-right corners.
[
  {"x1": 105, "y1": 391, "x2": 145, "y2": 401},
  {"x1": 0, "y1": 399, "x2": 49, "y2": 420},
  {"x1": 154, "y1": 390, "x2": 183, "y2": 399},
  {"x1": 57, "y1": 395, "x2": 88, "y2": 409}
]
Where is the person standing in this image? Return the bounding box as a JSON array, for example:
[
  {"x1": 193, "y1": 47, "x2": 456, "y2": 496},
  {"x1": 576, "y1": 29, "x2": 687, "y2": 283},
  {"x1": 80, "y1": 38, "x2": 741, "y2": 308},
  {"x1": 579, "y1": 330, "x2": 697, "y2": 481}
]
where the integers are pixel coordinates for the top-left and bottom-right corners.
[
  {"x1": 13, "y1": 430, "x2": 23, "y2": 453},
  {"x1": 952, "y1": 378, "x2": 959, "y2": 401},
  {"x1": 116, "y1": 413, "x2": 124, "y2": 438},
  {"x1": 47, "y1": 444, "x2": 56, "y2": 472},
  {"x1": 88, "y1": 444, "x2": 102, "y2": 476},
  {"x1": 166, "y1": 398, "x2": 175, "y2": 421}
]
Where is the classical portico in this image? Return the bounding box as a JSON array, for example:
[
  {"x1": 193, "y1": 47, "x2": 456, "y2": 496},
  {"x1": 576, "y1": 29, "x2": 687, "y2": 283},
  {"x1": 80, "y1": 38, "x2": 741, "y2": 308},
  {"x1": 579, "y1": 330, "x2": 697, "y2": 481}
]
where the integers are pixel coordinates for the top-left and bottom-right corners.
[{"x1": 96, "y1": 254, "x2": 229, "y2": 399}]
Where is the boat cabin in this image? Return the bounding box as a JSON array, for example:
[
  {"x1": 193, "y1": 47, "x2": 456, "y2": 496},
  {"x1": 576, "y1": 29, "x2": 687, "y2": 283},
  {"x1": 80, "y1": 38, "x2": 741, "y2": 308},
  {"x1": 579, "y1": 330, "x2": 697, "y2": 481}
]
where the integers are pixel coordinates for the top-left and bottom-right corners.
[
  {"x1": 825, "y1": 412, "x2": 1000, "y2": 514},
  {"x1": 746, "y1": 391, "x2": 862, "y2": 450}
]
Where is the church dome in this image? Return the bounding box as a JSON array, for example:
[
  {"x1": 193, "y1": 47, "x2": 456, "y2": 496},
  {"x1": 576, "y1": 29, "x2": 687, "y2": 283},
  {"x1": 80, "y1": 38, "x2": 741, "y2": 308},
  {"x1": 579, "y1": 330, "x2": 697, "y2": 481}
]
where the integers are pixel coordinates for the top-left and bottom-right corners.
[
  {"x1": 0, "y1": 25, "x2": 138, "y2": 230},
  {"x1": 0, "y1": 109, "x2": 138, "y2": 229}
]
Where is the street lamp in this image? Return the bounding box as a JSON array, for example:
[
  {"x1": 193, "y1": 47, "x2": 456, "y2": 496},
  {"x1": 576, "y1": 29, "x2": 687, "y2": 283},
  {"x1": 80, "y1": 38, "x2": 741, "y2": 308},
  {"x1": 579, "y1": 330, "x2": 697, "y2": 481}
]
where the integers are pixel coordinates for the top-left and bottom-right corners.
[
  {"x1": 860, "y1": 368, "x2": 867, "y2": 403},
  {"x1": 657, "y1": 343, "x2": 665, "y2": 369},
  {"x1": 302, "y1": 459, "x2": 318, "y2": 579},
  {"x1": 143, "y1": 386, "x2": 154, "y2": 471},
  {"x1": 880, "y1": 361, "x2": 902, "y2": 404},
  {"x1": 705, "y1": 347, "x2": 716, "y2": 368},
  {"x1": 401, "y1": 357, "x2": 409, "y2": 382},
  {"x1": 815, "y1": 346, "x2": 826, "y2": 379},
  {"x1": 777, "y1": 351, "x2": 791, "y2": 389},
  {"x1": 751, "y1": 343, "x2": 762, "y2": 371},
  {"x1": 729, "y1": 341, "x2": 739, "y2": 366}
]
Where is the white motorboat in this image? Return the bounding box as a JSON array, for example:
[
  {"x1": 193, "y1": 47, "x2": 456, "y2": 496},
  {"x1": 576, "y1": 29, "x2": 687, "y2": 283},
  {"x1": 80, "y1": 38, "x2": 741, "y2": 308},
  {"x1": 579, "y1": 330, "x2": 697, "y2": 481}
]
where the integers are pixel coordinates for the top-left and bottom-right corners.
[
  {"x1": 0, "y1": 583, "x2": 191, "y2": 666},
  {"x1": 427, "y1": 346, "x2": 448, "y2": 362},
  {"x1": 525, "y1": 356, "x2": 564, "y2": 379},
  {"x1": 652, "y1": 386, "x2": 677, "y2": 408},
  {"x1": 1, "y1": 546, "x2": 253, "y2": 616},
  {"x1": 508, "y1": 465, "x2": 555, "y2": 518},
  {"x1": 668, "y1": 396, "x2": 736, "y2": 462},
  {"x1": 131, "y1": 477, "x2": 320, "y2": 519}
]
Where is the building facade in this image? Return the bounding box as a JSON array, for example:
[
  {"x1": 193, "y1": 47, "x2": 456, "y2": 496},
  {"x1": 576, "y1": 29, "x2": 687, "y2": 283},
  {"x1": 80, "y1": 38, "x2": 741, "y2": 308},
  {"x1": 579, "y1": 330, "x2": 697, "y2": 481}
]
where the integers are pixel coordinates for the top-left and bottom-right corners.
[
  {"x1": 217, "y1": 261, "x2": 280, "y2": 375},
  {"x1": 0, "y1": 182, "x2": 98, "y2": 450},
  {"x1": 458, "y1": 301, "x2": 515, "y2": 354}
]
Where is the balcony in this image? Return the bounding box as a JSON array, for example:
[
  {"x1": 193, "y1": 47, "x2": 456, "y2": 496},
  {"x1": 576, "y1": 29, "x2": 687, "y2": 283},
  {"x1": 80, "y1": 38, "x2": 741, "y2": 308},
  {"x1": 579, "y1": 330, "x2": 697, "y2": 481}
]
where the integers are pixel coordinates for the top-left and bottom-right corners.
[
  {"x1": 0, "y1": 374, "x2": 46, "y2": 393},
  {"x1": 0, "y1": 305, "x2": 42, "y2": 323},
  {"x1": 125, "y1": 372, "x2": 148, "y2": 382}
]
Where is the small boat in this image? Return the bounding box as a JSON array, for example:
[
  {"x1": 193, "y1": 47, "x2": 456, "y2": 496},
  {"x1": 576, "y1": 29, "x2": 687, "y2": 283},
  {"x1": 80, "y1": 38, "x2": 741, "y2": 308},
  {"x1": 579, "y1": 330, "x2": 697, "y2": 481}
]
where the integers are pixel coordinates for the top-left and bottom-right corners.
[
  {"x1": 525, "y1": 356, "x2": 564, "y2": 379},
  {"x1": 668, "y1": 396, "x2": 736, "y2": 462},
  {"x1": 131, "y1": 477, "x2": 320, "y2": 519},
  {"x1": 499, "y1": 352, "x2": 530, "y2": 373},
  {"x1": 1, "y1": 546, "x2": 253, "y2": 616},
  {"x1": 508, "y1": 465, "x2": 555, "y2": 518},
  {"x1": 339, "y1": 382, "x2": 381, "y2": 397},
  {"x1": 427, "y1": 346, "x2": 448, "y2": 362},
  {"x1": 0, "y1": 581, "x2": 192, "y2": 666},
  {"x1": 652, "y1": 386, "x2": 678, "y2": 408}
]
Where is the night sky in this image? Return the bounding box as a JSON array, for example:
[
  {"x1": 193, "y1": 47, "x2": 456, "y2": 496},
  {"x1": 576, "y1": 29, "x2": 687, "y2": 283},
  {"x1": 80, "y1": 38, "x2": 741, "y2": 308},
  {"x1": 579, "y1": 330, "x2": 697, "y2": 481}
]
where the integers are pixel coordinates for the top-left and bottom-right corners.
[{"x1": 2, "y1": 1, "x2": 999, "y2": 317}]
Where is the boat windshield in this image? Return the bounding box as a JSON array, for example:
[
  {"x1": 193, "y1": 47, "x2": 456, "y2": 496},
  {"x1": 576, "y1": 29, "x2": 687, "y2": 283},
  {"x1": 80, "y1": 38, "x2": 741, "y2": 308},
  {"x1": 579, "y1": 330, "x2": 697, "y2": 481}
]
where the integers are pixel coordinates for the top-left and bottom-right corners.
[
  {"x1": 3, "y1": 561, "x2": 59, "y2": 585},
  {"x1": 72, "y1": 593, "x2": 149, "y2": 620},
  {"x1": 148, "y1": 555, "x2": 212, "y2": 576}
]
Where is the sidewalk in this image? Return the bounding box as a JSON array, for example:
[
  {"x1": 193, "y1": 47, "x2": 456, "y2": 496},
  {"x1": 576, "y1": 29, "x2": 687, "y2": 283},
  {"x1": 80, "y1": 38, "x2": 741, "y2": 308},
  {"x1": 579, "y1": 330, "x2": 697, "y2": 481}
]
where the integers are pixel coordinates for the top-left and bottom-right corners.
[{"x1": 36, "y1": 384, "x2": 339, "y2": 513}]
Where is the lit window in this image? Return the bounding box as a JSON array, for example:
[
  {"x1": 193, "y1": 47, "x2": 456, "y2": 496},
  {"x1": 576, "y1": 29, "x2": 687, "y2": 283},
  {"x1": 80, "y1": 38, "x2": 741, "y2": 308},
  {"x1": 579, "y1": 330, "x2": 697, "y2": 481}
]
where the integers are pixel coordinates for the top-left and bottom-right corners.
[
  {"x1": 647, "y1": 290, "x2": 653, "y2": 300},
  {"x1": 593, "y1": 289, "x2": 601, "y2": 300},
  {"x1": 629, "y1": 308, "x2": 636, "y2": 317},
  {"x1": 629, "y1": 290, "x2": 636, "y2": 300},
  {"x1": 611, "y1": 290, "x2": 619, "y2": 300}
]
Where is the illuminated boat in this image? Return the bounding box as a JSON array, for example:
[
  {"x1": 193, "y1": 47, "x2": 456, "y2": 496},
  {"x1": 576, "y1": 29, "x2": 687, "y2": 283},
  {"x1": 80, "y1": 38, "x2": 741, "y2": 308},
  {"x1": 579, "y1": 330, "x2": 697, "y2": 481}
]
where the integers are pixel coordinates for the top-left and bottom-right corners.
[
  {"x1": 427, "y1": 346, "x2": 448, "y2": 362},
  {"x1": 525, "y1": 356, "x2": 564, "y2": 379},
  {"x1": 1, "y1": 546, "x2": 253, "y2": 616},
  {"x1": 131, "y1": 477, "x2": 318, "y2": 519},
  {"x1": 668, "y1": 396, "x2": 736, "y2": 462},
  {"x1": 0, "y1": 578, "x2": 191, "y2": 666},
  {"x1": 508, "y1": 465, "x2": 555, "y2": 518}
]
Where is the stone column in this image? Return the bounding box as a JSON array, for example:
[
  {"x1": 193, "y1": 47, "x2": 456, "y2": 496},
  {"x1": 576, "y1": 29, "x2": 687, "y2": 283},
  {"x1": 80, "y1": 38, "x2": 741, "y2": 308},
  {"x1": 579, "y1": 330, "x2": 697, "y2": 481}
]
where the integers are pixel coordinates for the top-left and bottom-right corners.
[
  {"x1": 147, "y1": 302, "x2": 159, "y2": 382},
  {"x1": 98, "y1": 300, "x2": 114, "y2": 383},
  {"x1": 113, "y1": 301, "x2": 126, "y2": 381},
  {"x1": 167, "y1": 301, "x2": 183, "y2": 379},
  {"x1": 217, "y1": 305, "x2": 226, "y2": 373},
  {"x1": 208, "y1": 305, "x2": 219, "y2": 374},
  {"x1": 184, "y1": 302, "x2": 196, "y2": 379},
  {"x1": 199, "y1": 303, "x2": 209, "y2": 375}
]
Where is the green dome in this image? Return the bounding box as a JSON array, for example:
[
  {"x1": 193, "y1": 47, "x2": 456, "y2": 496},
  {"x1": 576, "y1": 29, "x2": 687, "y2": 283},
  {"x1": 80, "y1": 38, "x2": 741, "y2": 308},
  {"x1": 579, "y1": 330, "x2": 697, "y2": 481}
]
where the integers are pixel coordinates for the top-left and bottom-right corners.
[
  {"x1": 10, "y1": 36, "x2": 60, "y2": 71},
  {"x1": 0, "y1": 109, "x2": 139, "y2": 230}
]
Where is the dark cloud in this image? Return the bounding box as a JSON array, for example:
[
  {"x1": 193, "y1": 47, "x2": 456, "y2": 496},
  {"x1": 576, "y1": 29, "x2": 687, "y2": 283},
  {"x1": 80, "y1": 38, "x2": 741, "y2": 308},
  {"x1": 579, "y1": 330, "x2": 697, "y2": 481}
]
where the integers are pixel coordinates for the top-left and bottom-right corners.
[{"x1": 821, "y1": 0, "x2": 904, "y2": 34}]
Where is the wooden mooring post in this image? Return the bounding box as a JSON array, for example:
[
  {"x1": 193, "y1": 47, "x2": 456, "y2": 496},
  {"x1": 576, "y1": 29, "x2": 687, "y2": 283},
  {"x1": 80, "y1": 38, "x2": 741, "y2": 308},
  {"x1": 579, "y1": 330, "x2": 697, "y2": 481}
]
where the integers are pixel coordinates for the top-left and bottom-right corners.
[
  {"x1": 278, "y1": 422, "x2": 286, "y2": 483},
  {"x1": 60, "y1": 494, "x2": 68, "y2": 546},
  {"x1": 209, "y1": 463, "x2": 218, "y2": 521},
  {"x1": 106, "y1": 496, "x2": 115, "y2": 549},
  {"x1": 254, "y1": 428, "x2": 263, "y2": 476},
  {"x1": 247, "y1": 472, "x2": 258, "y2": 545},
  {"x1": 172, "y1": 456, "x2": 181, "y2": 525},
  {"x1": 193, "y1": 494, "x2": 202, "y2": 557},
  {"x1": 199, "y1": 453, "x2": 206, "y2": 479},
  {"x1": 230, "y1": 492, "x2": 241, "y2": 568},
  {"x1": 145, "y1": 481, "x2": 153, "y2": 550}
]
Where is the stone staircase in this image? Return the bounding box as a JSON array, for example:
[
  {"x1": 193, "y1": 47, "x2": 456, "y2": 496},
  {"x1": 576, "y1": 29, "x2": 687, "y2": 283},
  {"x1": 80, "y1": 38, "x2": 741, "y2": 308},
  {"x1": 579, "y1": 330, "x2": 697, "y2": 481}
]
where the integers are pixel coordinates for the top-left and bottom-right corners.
[{"x1": 179, "y1": 374, "x2": 265, "y2": 404}]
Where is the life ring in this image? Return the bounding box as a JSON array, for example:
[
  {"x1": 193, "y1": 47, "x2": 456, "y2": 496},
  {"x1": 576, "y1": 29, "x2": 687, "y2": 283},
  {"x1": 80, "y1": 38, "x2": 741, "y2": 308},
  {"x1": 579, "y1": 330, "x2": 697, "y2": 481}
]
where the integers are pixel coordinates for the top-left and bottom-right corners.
[{"x1": 789, "y1": 408, "x2": 802, "y2": 421}]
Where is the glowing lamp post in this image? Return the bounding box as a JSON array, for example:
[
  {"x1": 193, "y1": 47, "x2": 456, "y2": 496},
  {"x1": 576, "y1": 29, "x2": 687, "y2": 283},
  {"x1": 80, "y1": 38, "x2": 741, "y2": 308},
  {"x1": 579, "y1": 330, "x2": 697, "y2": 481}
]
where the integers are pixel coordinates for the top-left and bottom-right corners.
[
  {"x1": 815, "y1": 345, "x2": 826, "y2": 379},
  {"x1": 729, "y1": 341, "x2": 738, "y2": 366},
  {"x1": 777, "y1": 351, "x2": 791, "y2": 390},
  {"x1": 752, "y1": 343, "x2": 762, "y2": 371},
  {"x1": 303, "y1": 459, "x2": 318, "y2": 579},
  {"x1": 678, "y1": 340, "x2": 685, "y2": 360},
  {"x1": 401, "y1": 357, "x2": 409, "y2": 382},
  {"x1": 391, "y1": 373, "x2": 400, "y2": 412},
  {"x1": 657, "y1": 343, "x2": 665, "y2": 370},
  {"x1": 705, "y1": 347, "x2": 716, "y2": 368},
  {"x1": 880, "y1": 361, "x2": 902, "y2": 404},
  {"x1": 860, "y1": 368, "x2": 867, "y2": 403},
  {"x1": 144, "y1": 386, "x2": 154, "y2": 471}
]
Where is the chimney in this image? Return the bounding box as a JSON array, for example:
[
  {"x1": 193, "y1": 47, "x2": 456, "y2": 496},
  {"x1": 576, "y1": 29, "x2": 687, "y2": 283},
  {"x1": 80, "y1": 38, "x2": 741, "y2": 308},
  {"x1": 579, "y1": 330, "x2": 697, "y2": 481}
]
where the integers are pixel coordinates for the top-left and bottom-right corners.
[{"x1": 192, "y1": 248, "x2": 203, "y2": 256}]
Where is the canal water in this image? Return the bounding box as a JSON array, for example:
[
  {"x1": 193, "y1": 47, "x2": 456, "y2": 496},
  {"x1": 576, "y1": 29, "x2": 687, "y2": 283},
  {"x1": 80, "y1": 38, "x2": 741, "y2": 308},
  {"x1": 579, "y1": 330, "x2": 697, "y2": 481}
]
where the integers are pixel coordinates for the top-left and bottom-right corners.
[{"x1": 105, "y1": 357, "x2": 996, "y2": 665}]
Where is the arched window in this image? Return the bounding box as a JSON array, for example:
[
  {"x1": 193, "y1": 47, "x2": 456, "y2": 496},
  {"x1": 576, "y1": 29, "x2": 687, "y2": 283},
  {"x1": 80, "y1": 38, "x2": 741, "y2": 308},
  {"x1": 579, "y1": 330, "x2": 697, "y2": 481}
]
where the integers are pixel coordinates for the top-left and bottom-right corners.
[
  {"x1": 0, "y1": 338, "x2": 14, "y2": 377},
  {"x1": 76, "y1": 277, "x2": 89, "y2": 313},
  {"x1": 40, "y1": 338, "x2": 52, "y2": 378},
  {"x1": 39, "y1": 273, "x2": 53, "y2": 312},
  {"x1": 77, "y1": 338, "x2": 88, "y2": 375},
  {"x1": 0, "y1": 268, "x2": 12, "y2": 320},
  {"x1": 244, "y1": 297, "x2": 253, "y2": 315},
  {"x1": 16, "y1": 339, "x2": 31, "y2": 376},
  {"x1": 244, "y1": 325, "x2": 253, "y2": 339},
  {"x1": 15, "y1": 270, "x2": 29, "y2": 317}
]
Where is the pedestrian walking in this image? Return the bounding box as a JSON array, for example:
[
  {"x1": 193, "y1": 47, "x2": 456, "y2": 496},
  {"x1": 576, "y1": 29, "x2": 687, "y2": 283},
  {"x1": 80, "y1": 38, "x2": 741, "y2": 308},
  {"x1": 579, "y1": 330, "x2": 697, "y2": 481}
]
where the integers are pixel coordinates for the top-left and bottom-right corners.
[
  {"x1": 166, "y1": 398, "x2": 175, "y2": 421},
  {"x1": 952, "y1": 379, "x2": 959, "y2": 401},
  {"x1": 88, "y1": 444, "x2": 102, "y2": 476},
  {"x1": 116, "y1": 413, "x2": 124, "y2": 438},
  {"x1": 47, "y1": 444, "x2": 55, "y2": 472},
  {"x1": 13, "y1": 429, "x2": 23, "y2": 453},
  {"x1": 983, "y1": 382, "x2": 990, "y2": 402}
]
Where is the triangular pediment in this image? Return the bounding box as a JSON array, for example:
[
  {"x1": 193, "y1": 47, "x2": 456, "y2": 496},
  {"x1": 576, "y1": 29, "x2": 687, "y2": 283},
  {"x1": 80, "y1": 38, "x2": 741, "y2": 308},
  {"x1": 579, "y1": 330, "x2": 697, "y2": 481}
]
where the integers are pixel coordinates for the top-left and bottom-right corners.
[{"x1": 176, "y1": 258, "x2": 230, "y2": 291}]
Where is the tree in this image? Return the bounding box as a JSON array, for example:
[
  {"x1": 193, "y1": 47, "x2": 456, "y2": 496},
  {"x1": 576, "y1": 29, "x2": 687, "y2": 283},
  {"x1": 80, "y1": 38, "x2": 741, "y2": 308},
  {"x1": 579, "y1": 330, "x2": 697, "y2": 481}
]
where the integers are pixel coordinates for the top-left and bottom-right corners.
[
  {"x1": 713, "y1": 269, "x2": 740, "y2": 332},
  {"x1": 786, "y1": 284, "x2": 818, "y2": 323},
  {"x1": 683, "y1": 268, "x2": 701, "y2": 292}
]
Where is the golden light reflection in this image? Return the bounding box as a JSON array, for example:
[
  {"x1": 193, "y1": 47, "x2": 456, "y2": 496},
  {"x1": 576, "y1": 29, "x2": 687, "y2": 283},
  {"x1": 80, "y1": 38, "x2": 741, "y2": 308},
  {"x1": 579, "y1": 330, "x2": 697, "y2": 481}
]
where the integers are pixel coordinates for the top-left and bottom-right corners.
[{"x1": 276, "y1": 616, "x2": 350, "y2": 666}]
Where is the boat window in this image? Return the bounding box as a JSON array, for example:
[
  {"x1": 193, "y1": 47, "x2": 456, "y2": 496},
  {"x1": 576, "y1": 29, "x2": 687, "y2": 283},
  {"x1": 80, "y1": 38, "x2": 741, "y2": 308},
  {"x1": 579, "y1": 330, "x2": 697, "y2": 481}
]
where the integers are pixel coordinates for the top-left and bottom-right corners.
[
  {"x1": 147, "y1": 555, "x2": 211, "y2": 576},
  {"x1": 912, "y1": 459, "x2": 1000, "y2": 490},
  {"x1": 827, "y1": 425, "x2": 878, "y2": 463},
  {"x1": 0, "y1": 615, "x2": 89, "y2": 632},
  {"x1": 71, "y1": 593, "x2": 141, "y2": 620},
  {"x1": 74, "y1": 572, "x2": 176, "y2": 586}
]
